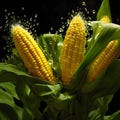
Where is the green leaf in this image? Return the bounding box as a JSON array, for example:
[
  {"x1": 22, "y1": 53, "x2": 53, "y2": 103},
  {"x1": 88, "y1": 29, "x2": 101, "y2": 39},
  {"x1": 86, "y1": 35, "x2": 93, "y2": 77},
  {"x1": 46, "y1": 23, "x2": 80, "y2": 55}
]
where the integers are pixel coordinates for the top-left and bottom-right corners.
[
  {"x1": 15, "y1": 79, "x2": 41, "y2": 120},
  {"x1": 97, "y1": 95, "x2": 113, "y2": 116},
  {"x1": 88, "y1": 108, "x2": 103, "y2": 120},
  {"x1": 0, "y1": 111, "x2": 9, "y2": 120},
  {"x1": 104, "y1": 110, "x2": 120, "y2": 120},
  {"x1": 29, "y1": 83, "x2": 62, "y2": 96},
  {"x1": 0, "y1": 89, "x2": 23, "y2": 120},
  {"x1": 22, "y1": 107, "x2": 34, "y2": 120},
  {"x1": 0, "y1": 103, "x2": 18, "y2": 120},
  {"x1": 0, "y1": 63, "x2": 62, "y2": 97},
  {"x1": 38, "y1": 34, "x2": 63, "y2": 79},
  {"x1": 0, "y1": 62, "x2": 63, "y2": 119},
  {"x1": 0, "y1": 63, "x2": 30, "y2": 83},
  {"x1": 97, "y1": 0, "x2": 111, "y2": 21},
  {"x1": 0, "y1": 82, "x2": 19, "y2": 99},
  {"x1": 43, "y1": 96, "x2": 81, "y2": 120},
  {"x1": 41, "y1": 33, "x2": 63, "y2": 60},
  {"x1": 21, "y1": 92, "x2": 43, "y2": 120},
  {"x1": 0, "y1": 88, "x2": 14, "y2": 106},
  {"x1": 87, "y1": 0, "x2": 112, "y2": 51},
  {"x1": 0, "y1": 63, "x2": 50, "y2": 84},
  {"x1": 110, "y1": 110, "x2": 120, "y2": 120},
  {"x1": 88, "y1": 95, "x2": 113, "y2": 120},
  {"x1": 90, "y1": 0, "x2": 112, "y2": 52},
  {"x1": 104, "y1": 116, "x2": 111, "y2": 120}
]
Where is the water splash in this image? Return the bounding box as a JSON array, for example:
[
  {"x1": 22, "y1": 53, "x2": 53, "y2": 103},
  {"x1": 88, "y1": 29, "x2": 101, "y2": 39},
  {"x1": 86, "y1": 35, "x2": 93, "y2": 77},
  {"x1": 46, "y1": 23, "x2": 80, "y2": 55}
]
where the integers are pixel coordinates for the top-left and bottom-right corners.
[
  {"x1": 1, "y1": 1, "x2": 97, "y2": 61},
  {"x1": 1, "y1": 7, "x2": 40, "y2": 61},
  {"x1": 52, "y1": 1, "x2": 93, "y2": 38},
  {"x1": 4, "y1": 8, "x2": 39, "y2": 36}
]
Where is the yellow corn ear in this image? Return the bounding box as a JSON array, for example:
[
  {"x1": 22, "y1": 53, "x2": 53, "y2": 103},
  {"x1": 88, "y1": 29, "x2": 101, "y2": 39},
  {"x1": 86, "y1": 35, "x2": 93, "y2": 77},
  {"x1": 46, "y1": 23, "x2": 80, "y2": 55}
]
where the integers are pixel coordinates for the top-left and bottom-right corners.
[
  {"x1": 87, "y1": 15, "x2": 120, "y2": 82},
  {"x1": 11, "y1": 24, "x2": 56, "y2": 84},
  {"x1": 100, "y1": 16, "x2": 111, "y2": 23},
  {"x1": 60, "y1": 15, "x2": 86, "y2": 85},
  {"x1": 87, "y1": 40, "x2": 120, "y2": 82}
]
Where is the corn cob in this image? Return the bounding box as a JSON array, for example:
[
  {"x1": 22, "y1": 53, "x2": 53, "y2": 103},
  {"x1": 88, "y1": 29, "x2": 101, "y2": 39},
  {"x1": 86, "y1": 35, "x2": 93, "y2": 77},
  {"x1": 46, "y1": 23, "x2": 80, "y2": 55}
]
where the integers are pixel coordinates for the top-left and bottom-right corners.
[
  {"x1": 60, "y1": 15, "x2": 86, "y2": 85},
  {"x1": 11, "y1": 24, "x2": 56, "y2": 84},
  {"x1": 87, "y1": 15, "x2": 120, "y2": 82},
  {"x1": 100, "y1": 16, "x2": 111, "y2": 23},
  {"x1": 87, "y1": 40, "x2": 120, "y2": 82}
]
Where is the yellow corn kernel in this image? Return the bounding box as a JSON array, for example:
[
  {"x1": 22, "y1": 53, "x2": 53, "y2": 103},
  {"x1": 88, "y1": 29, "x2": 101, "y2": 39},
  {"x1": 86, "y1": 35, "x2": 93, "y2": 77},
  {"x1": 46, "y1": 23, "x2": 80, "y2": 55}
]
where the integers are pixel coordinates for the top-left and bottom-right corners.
[
  {"x1": 60, "y1": 15, "x2": 86, "y2": 85},
  {"x1": 100, "y1": 16, "x2": 111, "y2": 23},
  {"x1": 11, "y1": 24, "x2": 56, "y2": 84},
  {"x1": 87, "y1": 40, "x2": 120, "y2": 82}
]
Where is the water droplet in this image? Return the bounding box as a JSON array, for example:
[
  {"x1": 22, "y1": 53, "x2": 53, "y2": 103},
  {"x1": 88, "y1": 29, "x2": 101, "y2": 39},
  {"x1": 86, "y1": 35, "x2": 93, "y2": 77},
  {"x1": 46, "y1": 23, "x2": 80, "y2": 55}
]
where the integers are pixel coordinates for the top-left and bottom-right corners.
[
  {"x1": 86, "y1": 16, "x2": 92, "y2": 21},
  {"x1": 7, "y1": 12, "x2": 11, "y2": 16},
  {"x1": 50, "y1": 27, "x2": 53, "y2": 31},
  {"x1": 4, "y1": 9, "x2": 7, "y2": 12},
  {"x1": 81, "y1": 1, "x2": 87, "y2": 7},
  {"x1": 34, "y1": 19, "x2": 37, "y2": 22},
  {"x1": 67, "y1": 19, "x2": 70, "y2": 26},
  {"x1": 86, "y1": 11, "x2": 89, "y2": 14},
  {"x1": 61, "y1": 17, "x2": 64, "y2": 20},
  {"x1": 58, "y1": 28, "x2": 64, "y2": 33},
  {"x1": 29, "y1": 17, "x2": 32, "y2": 21},
  {"x1": 68, "y1": 12, "x2": 71, "y2": 15},
  {"x1": 1, "y1": 8, "x2": 42, "y2": 61},
  {"x1": 36, "y1": 22, "x2": 39, "y2": 26},
  {"x1": 72, "y1": 10, "x2": 75, "y2": 14},
  {"x1": 62, "y1": 25, "x2": 65, "y2": 29},
  {"x1": 0, "y1": 26, "x2": 3, "y2": 29},
  {"x1": 84, "y1": 8, "x2": 88, "y2": 12},
  {"x1": 34, "y1": 14, "x2": 38, "y2": 18},
  {"x1": 24, "y1": 14, "x2": 27, "y2": 18},
  {"x1": 21, "y1": 7, "x2": 25, "y2": 11},
  {"x1": 11, "y1": 12, "x2": 14, "y2": 15},
  {"x1": 92, "y1": 10, "x2": 96, "y2": 14}
]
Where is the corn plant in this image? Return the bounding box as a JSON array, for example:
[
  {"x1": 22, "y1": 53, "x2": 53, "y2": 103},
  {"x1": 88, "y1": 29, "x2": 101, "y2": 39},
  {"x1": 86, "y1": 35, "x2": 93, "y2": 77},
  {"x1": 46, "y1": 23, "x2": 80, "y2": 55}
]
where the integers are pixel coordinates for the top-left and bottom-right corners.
[{"x1": 0, "y1": 0, "x2": 120, "y2": 120}]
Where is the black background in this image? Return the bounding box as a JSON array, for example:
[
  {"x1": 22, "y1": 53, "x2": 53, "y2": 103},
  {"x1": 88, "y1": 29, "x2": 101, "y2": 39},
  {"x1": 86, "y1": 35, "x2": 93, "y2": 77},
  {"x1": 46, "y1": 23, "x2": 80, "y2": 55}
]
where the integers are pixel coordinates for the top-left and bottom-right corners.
[{"x1": 0, "y1": 0, "x2": 120, "y2": 115}]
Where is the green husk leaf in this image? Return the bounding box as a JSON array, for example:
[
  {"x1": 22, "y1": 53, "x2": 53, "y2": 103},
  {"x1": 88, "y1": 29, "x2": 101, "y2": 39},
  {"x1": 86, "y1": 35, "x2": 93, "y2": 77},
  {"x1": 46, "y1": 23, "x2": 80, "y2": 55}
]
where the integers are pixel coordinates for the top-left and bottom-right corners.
[
  {"x1": 0, "y1": 63, "x2": 30, "y2": 82},
  {"x1": 38, "y1": 33, "x2": 63, "y2": 78},
  {"x1": 0, "y1": 63, "x2": 52, "y2": 84},
  {"x1": 0, "y1": 63, "x2": 62, "y2": 97},
  {"x1": 87, "y1": 0, "x2": 111, "y2": 51},
  {"x1": 97, "y1": 0, "x2": 111, "y2": 21},
  {"x1": 28, "y1": 82, "x2": 62, "y2": 97},
  {"x1": 70, "y1": 21, "x2": 120, "y2": 93}
]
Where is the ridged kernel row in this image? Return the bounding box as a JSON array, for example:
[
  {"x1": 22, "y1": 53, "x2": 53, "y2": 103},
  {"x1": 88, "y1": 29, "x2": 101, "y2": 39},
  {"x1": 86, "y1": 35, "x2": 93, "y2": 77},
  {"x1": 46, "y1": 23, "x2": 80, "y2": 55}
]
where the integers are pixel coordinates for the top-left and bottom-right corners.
[
  {"x1": 11, "y1": 24, "x2": 56, "y2": 84},
  {"x1": 60, "y1": 15, "x2": 86, "y2": 85}
]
